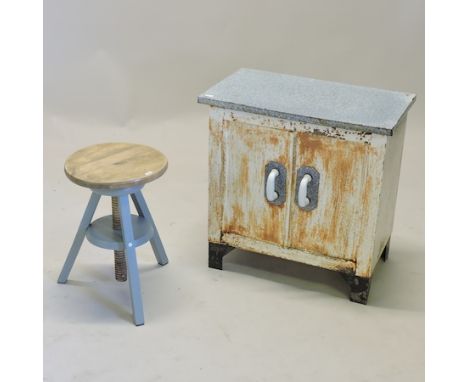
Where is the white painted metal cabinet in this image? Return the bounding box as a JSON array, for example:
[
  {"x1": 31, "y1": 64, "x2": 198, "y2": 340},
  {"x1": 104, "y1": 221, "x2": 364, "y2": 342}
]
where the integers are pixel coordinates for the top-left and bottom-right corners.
[{"x1": 199, "y1": 69, "x2": 415, "y2": 304}]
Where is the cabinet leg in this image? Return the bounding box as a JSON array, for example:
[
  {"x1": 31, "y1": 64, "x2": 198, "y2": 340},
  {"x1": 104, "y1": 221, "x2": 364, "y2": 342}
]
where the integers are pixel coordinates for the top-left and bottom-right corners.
[
  {"x1": 208, "y1": 242, "x2": 233, "y2": 270},
  {"x1": 381, "y1": 237, "x2": 391, "y2": 262},
  {"x1": 342, "y1": 273, "x2": 371, "y2": 305}
]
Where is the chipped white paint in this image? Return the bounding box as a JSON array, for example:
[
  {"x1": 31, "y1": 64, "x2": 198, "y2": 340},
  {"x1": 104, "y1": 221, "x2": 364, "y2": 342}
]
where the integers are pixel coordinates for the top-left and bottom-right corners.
[
  {"x1": 220, "y1": 108, "x2": 388, "y2": 145},
  {"x1": 208, "y1": 106, "x2": 405, "y2": 279}
]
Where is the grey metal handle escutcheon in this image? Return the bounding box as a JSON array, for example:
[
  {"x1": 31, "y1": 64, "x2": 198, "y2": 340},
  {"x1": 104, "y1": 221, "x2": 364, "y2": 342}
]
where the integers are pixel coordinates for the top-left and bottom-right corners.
[
  {"x1": 264, "y1": 162, "x2": 287, "y2": 205},
  {"x1": 295, "y1": 167, "x2": 320, "y2": 211}
]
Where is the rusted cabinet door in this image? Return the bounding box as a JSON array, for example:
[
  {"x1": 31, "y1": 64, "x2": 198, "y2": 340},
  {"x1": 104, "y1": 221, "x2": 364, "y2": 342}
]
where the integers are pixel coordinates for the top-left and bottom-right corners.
[
  {"x1": 222, "y1": 120, "x2": 293, "y2": 246},
  {"x1": 288, "y1": 132, "x2": 373, "y2": 261}
]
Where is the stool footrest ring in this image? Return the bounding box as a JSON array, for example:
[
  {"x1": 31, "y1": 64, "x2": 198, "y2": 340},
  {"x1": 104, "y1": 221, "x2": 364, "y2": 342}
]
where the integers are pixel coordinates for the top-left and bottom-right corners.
[{"x1": 86, "y1": 214, "x2": 154, "y2": 251}]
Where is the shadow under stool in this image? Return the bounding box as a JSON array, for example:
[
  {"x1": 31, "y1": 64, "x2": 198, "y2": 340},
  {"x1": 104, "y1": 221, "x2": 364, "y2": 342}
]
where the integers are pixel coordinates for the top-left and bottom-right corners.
[{"x1": 57, "y1": 143, "x2": 169, "y2": 326}]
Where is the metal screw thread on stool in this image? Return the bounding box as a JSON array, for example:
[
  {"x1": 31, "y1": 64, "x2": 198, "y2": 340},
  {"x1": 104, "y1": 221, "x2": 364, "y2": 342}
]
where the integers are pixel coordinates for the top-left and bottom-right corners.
[{"x1": 112, "y1": 197, "x2": 127, "y2": 282}]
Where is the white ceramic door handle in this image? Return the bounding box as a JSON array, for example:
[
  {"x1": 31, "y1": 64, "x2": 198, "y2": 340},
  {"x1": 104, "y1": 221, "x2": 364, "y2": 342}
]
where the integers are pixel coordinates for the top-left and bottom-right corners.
[
  {"x1": 298, "y1": 174, "x2": 312, "y2": 208},
  {"x1": 266, "y1": 168, "x2": 280, "y2": 202}
]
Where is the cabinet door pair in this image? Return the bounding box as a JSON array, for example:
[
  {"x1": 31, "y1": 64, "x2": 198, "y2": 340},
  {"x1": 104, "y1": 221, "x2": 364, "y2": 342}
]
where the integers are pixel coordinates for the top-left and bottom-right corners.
[{"x1": 222, "y1": 120, "x2": 374, "y2": 261}]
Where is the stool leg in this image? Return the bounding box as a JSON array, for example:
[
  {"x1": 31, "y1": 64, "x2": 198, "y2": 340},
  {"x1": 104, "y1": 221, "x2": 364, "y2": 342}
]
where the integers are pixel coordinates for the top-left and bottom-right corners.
[
  {"x1": 131, "y1": 191, "x2": 169, "y2": 266},
  {"x1": 58, "y1": 192, "x2": 101, "y2": 284},
  {"x1": 118, "y1": 194, "x2": 144, "y2": 326}
]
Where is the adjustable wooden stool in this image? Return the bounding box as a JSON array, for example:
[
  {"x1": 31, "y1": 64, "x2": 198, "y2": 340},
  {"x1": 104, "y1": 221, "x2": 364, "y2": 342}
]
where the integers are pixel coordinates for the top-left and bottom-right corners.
[{"x1": 58, "y1": 143, "x2": 169, "y2": 326}]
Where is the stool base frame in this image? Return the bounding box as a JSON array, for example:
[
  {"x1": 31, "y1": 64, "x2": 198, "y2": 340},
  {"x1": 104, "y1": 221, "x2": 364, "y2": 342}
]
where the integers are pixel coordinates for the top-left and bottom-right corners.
[{"x1": 58, "y1": 186, "x2": 168, "y2": 326}]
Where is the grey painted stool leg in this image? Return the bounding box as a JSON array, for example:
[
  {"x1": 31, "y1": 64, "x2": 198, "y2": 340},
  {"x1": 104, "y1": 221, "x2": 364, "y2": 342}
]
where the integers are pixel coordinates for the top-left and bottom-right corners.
[
  {"x1": 118, "y1": 194, "x2": 145, "y2": 326},
  {"x1": 58, "y1": 192, "x2": 101, "y2": 284},
  {"x1": 131, "y1": 191, "x2": 169, "y2": 266}
]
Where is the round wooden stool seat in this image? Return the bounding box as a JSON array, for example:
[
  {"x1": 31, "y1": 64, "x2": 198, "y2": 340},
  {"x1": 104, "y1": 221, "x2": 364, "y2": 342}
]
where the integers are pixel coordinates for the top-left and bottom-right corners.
[{"x1": 64, "y1": 143, "x2": 168, "y2": 190}]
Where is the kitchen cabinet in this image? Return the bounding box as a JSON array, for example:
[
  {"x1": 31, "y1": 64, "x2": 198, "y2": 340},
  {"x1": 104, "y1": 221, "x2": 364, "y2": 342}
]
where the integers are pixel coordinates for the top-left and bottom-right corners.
[{"x1": 198, "y1": 68, "x2": 416, "y2": 304}]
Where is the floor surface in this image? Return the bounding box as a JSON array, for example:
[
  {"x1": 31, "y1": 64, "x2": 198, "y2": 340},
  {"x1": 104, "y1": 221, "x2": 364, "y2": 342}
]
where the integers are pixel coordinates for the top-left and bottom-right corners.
[{"x1": 44, "y1": 112, "x2": 424, "y2": 382}]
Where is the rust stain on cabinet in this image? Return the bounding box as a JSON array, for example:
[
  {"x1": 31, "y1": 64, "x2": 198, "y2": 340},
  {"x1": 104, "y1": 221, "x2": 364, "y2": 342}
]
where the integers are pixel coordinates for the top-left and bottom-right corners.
[
  {"x1": 288, "y1": 133, "x2": 375, "y2": 261},
  {"x1": 222, "y1": 120, "x2": 291, "y2": 246}
]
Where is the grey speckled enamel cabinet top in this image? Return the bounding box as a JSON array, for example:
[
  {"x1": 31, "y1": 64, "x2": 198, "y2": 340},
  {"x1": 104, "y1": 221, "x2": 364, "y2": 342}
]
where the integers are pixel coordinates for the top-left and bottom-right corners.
[{"x1": 198, "y1": 68, "x2": 416, "y2": 136}]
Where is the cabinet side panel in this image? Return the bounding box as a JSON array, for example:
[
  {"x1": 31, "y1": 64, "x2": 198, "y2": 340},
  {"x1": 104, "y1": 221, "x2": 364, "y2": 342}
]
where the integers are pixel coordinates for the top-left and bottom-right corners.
[
  {"x1": 208, "y1": 107, "x2": 225, "y2": 243},
  {"x1": 354, "y1": 135, "x2": 386, "y2": 277},
  {"x1": 371, "y1": 118, "x2": 407, "y2": 271}
]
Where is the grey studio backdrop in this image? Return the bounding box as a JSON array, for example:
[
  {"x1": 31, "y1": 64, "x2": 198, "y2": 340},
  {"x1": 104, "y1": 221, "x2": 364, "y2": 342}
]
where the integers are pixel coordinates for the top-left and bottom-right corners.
[{"x1": 44, "y1": 1, "x2": 424, "y2": 381}]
